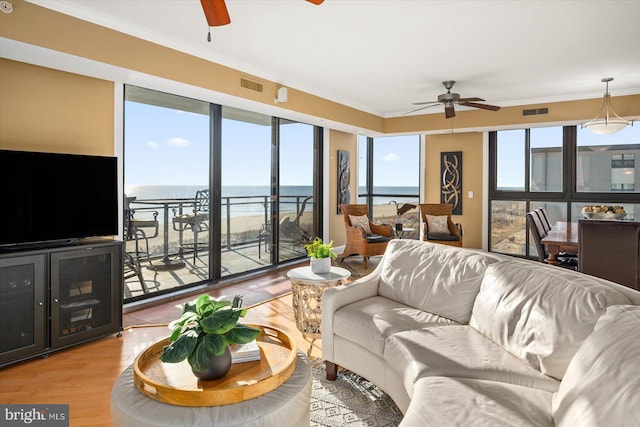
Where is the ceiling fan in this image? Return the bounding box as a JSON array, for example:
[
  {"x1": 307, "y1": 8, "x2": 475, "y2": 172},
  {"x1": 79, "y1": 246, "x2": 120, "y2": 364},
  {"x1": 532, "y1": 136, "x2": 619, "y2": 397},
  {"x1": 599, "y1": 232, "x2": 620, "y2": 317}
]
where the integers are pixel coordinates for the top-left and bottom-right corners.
[
  {"x1": 200, "y1": 0, "x2": 324, "y2": 27},
  {"x1": 407, "y1": 81, "x2": 501, "y2": 119}
]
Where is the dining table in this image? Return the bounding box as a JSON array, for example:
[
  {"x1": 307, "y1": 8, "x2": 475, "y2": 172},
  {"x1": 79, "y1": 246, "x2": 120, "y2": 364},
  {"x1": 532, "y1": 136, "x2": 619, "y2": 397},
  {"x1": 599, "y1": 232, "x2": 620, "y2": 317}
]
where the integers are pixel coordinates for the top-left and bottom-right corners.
[{"x1": 541, "y1": 221, "x2": 578, "y2": 265}]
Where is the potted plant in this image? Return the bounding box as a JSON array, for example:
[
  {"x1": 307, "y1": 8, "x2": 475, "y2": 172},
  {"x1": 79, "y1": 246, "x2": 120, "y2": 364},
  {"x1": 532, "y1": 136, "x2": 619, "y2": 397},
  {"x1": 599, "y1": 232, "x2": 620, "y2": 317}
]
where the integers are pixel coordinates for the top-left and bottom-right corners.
[
  {"x1": 304, "y1": 237, "x2": 337, "y2": 274},
  {"x1": 159, "y1": 294, "x2": 260, "y2": 380}
]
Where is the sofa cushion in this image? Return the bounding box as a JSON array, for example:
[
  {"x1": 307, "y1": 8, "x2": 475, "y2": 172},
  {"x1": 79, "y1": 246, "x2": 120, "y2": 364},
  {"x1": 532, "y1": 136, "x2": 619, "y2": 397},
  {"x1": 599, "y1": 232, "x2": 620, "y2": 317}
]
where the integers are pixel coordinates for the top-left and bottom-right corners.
[
  {"x1": 378, "y1": 240, "x2": 504, "y2": 324},
  {"x1": 384, "y1": 325, "x2": 559, "y2": 397},
  {"x1": 333, "y1": 296, "x2": 457, "y2": 355},
  {"x1": 552, "y1": 305, "x2": 640, "y2": 427},
  {"x1": 470, "y1": 259, "x2": 631, "y2": 380},
  {"x1": 402, "y1": 376, "x2": 554, "y2": 427}
]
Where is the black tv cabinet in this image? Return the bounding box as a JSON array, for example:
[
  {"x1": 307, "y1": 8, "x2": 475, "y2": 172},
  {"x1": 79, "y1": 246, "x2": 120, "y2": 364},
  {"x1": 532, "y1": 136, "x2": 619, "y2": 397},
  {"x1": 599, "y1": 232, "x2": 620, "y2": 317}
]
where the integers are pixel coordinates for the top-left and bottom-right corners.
[{"x1": 0, "y1": 239, "x2": 123, "y2": 367}]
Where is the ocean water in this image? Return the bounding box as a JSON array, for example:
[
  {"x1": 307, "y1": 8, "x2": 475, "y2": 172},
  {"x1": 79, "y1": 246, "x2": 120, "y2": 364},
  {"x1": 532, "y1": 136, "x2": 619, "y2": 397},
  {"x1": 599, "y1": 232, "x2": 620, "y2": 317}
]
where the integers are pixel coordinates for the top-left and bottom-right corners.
[{"x1": 125, "y1": 185, "x2": 419, "y2": 218}]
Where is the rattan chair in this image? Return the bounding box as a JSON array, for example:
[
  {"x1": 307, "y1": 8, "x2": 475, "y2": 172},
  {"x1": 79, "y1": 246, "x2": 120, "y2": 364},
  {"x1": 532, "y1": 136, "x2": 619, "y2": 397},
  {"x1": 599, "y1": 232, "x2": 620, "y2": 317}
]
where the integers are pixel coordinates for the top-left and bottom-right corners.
[
  {"x1": 338, "y1": 204, "x2": 394, "y2": 268},
  {"x1": 419, "y1": 204, "x2": 463, "y2": 248}
]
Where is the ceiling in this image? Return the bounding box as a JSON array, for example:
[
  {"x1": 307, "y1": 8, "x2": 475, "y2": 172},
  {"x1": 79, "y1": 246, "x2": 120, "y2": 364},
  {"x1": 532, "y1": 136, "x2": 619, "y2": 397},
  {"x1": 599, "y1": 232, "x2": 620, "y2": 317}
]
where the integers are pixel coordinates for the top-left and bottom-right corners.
[{"x1": 28, "y1": 0, "x2": 640, "y2": 119}]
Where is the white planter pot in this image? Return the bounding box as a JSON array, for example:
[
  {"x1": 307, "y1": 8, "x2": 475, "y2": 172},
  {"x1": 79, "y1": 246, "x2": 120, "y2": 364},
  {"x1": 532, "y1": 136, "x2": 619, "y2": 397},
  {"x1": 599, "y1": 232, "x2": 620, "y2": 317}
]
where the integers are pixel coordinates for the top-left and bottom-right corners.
[{"x1": 310, "y1": 257, "x2": 331, "y2": 274}]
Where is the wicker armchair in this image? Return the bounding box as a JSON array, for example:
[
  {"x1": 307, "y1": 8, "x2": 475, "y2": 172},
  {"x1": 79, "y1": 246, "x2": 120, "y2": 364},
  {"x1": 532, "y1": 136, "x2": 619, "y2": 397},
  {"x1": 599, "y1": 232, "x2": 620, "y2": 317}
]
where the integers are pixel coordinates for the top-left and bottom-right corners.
[
  {"x1": 338, "y1": 204, "x2": 394, "y2": 268},
  {"x1": 419, "y1": 203, "x2": 463, "y2": 248}
]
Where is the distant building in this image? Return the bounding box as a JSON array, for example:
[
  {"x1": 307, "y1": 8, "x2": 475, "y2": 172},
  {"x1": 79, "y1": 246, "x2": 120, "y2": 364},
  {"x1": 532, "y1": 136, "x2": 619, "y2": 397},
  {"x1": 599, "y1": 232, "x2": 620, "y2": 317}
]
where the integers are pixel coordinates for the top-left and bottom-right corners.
[{"x1": 531, "y1": 144, "x2": 639, "y2": 193}]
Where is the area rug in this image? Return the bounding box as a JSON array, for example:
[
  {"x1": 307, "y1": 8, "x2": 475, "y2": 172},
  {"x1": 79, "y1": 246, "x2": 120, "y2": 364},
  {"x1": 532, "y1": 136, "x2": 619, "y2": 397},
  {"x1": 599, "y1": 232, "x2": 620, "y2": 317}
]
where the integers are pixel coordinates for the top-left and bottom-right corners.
[
  {"x1": 311, "y1": 364, "x2": 403, "y2": 427},
  {"x1": 333, "y1": 256, "x2": 381, "y2": 279}
]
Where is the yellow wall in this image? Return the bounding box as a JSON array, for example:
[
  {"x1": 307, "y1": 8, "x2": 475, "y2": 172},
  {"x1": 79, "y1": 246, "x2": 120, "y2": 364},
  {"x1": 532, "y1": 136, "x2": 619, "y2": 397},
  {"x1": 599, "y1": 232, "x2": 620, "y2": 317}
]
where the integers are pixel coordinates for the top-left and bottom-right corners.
[
  {"x1": 0, "y1": 59, "x2": 114, "y2": 155},
  {"x1": 0, "y1": 0, "x2": 384, "y2": 134},
  {"x1": 328, "y1": 130, "x2": 358, "y2": 247},
  {"x1": 424, "y1": 132, "x2": 484, "y2": 248}
]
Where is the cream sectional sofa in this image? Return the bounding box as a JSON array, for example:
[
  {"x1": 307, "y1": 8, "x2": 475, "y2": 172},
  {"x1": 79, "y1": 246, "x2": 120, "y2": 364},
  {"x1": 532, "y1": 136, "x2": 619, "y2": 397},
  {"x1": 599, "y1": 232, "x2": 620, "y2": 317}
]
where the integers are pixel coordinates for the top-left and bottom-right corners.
[{"x1": 322, "y1": 239, "x2": 640, "y2": 426}]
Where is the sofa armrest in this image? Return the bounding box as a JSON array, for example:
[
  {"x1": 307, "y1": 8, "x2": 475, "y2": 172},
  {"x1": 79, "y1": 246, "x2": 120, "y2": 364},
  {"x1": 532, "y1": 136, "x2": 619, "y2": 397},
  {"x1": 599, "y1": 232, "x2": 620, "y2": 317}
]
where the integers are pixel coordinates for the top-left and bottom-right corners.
[{"x1": 321, "y1": 266, "x2": 381, "y2": 362}]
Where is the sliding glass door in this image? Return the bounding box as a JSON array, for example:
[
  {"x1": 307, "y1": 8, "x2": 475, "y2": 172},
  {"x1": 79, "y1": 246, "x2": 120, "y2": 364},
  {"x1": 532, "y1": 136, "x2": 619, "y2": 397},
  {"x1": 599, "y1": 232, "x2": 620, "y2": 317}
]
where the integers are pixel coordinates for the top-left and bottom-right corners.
[
  {"x1": 123, "y1": 86, "x2": 322, "y2": 302},
  {"x1": 124, "y1": 86, "x2": 210, "y2": 299},
  {"x1": 278, "y1": 120, "x2": 315, "y2": 263},
  {"x1": 220, "y1": 107, "x2": 273, "y2": 277}
]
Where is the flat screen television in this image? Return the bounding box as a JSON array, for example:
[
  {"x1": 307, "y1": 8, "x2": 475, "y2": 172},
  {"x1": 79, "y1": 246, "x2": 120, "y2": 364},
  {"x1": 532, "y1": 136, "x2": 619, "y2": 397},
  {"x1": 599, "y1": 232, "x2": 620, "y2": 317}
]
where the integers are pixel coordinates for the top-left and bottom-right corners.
[{"x1": 0, "y1": 149, "x2": 118, "y2": 248}]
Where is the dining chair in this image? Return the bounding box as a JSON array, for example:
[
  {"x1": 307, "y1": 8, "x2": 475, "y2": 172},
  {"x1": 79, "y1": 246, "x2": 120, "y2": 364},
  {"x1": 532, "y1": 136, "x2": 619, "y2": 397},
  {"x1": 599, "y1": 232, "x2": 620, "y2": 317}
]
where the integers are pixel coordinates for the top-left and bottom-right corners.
[
  {"x1": 535, "y1": 207, "x2": 552, "y2": 233},
  {"x1": 526, "y1": 211, "x2": 577, "y2": 269},
  {"x1": 578, "y1": 220, "x2": 640, "y2": 290}
]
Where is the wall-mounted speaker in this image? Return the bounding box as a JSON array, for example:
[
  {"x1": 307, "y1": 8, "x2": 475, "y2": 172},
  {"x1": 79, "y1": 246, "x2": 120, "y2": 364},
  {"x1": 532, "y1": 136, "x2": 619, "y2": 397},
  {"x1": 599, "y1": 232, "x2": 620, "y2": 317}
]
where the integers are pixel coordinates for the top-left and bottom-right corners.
[{"x1": 275, "y1": 87, "x2": 288, "y2": 103}]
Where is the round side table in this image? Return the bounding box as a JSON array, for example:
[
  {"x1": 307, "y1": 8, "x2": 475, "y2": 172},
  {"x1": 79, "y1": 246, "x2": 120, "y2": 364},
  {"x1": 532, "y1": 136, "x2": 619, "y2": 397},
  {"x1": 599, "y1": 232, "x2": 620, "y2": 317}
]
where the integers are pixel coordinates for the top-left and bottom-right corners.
[
  {"x1": 287, "y1": 266, "x2": 351, "y2": 356},
  {"x1": 396, "y1": 227, "x2": 415, "y2": 239}
]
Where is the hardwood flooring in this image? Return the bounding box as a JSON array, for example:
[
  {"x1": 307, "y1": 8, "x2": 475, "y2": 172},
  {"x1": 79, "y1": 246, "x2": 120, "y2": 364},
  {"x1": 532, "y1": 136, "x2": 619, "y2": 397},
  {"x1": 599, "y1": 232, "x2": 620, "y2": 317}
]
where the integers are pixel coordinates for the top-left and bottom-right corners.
[{"x1": 0, "y1": 264, "x2": 325, "y2": 427}]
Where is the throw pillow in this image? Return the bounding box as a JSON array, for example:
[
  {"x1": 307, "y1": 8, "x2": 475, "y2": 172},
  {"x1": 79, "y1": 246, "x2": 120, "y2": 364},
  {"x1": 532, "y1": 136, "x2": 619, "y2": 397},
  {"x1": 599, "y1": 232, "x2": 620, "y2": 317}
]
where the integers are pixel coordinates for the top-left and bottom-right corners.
[
  {"x1": 426, "y1": 214, "x2": 450, "y2": 234},
  {"x1": 348, "y1": 214, "x2": 372, "y2": 234}
]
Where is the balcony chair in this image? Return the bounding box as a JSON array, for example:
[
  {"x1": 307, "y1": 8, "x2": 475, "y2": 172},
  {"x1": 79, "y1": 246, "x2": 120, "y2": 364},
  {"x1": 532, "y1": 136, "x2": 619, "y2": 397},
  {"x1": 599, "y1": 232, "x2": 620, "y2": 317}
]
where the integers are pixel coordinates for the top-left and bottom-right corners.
[
  {"x1": 338, "y1": 204, "x2": 394, "y2": 269},
  {"x1": 258, "y1": 196, "x2": 313, "y2": 258},
  {"x1": 172, "y1": 189, "x2": 210, "y2": 265},
  {"x1": 419, "y1": 203, "x2": 463, "y2": 248},
  {"x1": 123, "y1": 196, "x2": 160, "y2": 295},
  {"x1": 578, "y1": 219, "x2": 640, "y2": 290},
  {"x1": 526, "y1": 210, "x2": 577, "y2": 270}
]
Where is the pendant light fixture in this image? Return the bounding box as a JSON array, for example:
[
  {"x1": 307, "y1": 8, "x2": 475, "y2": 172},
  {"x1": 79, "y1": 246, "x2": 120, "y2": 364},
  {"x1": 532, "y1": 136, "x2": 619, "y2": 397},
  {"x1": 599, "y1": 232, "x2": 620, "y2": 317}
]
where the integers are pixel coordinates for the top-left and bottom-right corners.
[{"x1": 582, "y1": 78, "x2": 633, "y2": 135}]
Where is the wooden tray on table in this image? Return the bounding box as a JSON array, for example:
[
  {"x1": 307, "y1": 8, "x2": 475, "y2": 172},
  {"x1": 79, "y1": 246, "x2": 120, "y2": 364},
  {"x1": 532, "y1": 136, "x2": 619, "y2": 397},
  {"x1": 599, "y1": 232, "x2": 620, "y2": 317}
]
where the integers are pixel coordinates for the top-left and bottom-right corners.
[{"x1": 133, "y1": 324, "x2": 297, "y2": 407}]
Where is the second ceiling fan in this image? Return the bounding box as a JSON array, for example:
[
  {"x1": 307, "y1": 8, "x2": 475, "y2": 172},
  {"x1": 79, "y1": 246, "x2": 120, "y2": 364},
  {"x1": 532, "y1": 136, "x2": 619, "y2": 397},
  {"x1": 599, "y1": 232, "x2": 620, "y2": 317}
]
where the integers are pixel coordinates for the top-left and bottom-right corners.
[
  {"x1": 200, "y1": 0, "x2": 324, "y2": 27},
  {"x1": 408, "y1": 81, "x2": 501, "y2": 119}
]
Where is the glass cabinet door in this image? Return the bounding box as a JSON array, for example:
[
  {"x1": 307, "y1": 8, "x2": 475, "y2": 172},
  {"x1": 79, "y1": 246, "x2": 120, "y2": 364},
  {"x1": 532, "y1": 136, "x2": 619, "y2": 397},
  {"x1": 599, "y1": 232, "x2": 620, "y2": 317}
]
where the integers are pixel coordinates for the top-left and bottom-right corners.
[
  {"x1": 50, "y1": 245, "x2": 121, "y2": 349},
  {"x1": 0, "y1": 254, "x2": 46, "y2": 366}
]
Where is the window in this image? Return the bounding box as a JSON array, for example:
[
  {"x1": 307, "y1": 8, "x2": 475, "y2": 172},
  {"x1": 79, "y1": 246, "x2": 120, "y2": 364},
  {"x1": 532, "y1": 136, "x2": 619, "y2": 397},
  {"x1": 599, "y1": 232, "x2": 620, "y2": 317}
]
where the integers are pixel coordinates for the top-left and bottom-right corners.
[
  {"x1": 489, "y1": 125, "x2": 640, "y2": 259},
  {"x1": 576, "y1": 125, "x2": 639, "y2": 193},
  {"x1": 124, "y1": 87, "x2": 322, "y2": 302},
  {"x1": 358, "y1": 135, "x2": 420, "y2": 239}
]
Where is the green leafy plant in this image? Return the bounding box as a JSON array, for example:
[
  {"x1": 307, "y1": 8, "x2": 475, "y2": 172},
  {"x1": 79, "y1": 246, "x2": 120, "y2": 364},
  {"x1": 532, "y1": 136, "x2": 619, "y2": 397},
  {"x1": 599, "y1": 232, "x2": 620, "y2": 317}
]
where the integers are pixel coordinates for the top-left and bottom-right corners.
[
  {"x1": 159, "y1": 294, "x2": 260, "y2": 373},
  {"x1": 304, "y1": 237, "x2": 337, "y2": 259}
]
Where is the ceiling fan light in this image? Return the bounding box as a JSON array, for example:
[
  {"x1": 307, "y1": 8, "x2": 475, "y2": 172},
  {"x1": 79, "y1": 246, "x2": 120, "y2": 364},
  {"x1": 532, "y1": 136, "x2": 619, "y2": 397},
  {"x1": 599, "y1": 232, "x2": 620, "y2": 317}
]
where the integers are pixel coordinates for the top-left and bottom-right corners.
[{"x1": 582, "y1": 78, "x2": 633, "y2": 135}]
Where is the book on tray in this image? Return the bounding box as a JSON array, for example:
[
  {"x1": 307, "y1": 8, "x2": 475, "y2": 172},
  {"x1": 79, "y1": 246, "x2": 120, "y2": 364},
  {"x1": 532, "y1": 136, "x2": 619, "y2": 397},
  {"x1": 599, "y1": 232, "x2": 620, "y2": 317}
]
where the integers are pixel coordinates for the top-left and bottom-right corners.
[{"x1": 230, "y1": 340, "x2": 261, "y2": 363}]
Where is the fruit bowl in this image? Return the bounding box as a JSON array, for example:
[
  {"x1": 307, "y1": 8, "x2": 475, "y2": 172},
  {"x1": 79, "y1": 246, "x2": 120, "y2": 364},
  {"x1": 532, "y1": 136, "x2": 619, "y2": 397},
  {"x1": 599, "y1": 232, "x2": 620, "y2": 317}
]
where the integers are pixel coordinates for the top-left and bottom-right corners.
[{"x1": 581, "y1": 212, "x2": 627, "y2": 220}]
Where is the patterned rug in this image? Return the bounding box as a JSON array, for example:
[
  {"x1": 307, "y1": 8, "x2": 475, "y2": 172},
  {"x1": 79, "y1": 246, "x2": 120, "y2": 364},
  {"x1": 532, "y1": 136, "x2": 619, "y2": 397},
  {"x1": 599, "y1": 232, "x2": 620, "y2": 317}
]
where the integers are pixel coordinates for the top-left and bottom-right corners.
[
  {"x1": 311, "y1": 364, "x2": 403, "y2": 427},
  {"x1": 332, "y1": 256, "x2": 381, "y2": 280}
]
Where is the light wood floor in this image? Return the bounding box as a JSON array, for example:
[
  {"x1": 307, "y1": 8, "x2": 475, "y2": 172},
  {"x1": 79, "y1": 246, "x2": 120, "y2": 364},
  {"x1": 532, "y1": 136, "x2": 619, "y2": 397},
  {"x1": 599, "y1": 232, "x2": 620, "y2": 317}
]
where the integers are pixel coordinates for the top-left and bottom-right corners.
[{"x1": 0, "y1": 265, "x2": 327, "y2": 427}]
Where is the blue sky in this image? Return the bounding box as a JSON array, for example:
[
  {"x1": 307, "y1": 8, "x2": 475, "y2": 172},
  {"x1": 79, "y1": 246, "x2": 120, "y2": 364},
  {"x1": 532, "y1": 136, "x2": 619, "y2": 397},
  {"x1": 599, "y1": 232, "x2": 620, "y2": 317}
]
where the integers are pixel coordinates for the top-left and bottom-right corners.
[
  {"x1": 125, "y1": 102, "x2": 314, "y2": 187},
  {"x1": 125, "y1": 101, "x2": 417, "y2": 190}
]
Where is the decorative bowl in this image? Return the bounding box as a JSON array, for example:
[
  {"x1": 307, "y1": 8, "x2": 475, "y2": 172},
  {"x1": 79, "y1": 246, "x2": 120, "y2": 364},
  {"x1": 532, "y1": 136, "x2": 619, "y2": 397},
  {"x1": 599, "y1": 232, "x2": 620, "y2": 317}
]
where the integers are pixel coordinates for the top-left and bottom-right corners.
[{"x1": 581, "y1": 212, "x2": 627, "y2": 220}]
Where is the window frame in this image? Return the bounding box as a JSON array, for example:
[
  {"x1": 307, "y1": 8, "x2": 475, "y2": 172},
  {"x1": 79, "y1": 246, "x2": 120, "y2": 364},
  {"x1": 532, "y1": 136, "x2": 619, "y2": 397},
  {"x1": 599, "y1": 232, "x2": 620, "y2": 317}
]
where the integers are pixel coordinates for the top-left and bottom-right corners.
[{"x1": 488, "y1": 125, "x2": 639, "y2": 258}]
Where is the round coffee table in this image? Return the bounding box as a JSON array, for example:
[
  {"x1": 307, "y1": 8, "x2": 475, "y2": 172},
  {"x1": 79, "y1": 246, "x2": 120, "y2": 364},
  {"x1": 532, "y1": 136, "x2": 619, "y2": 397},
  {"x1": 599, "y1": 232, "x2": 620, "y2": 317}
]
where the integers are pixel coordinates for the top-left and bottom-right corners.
[
  {"x1": 111, "y1": 350, "x2": 312, "y2": 427},
  {"x1": 287, "y1": 266, "x2": 351, "y2": 356}
]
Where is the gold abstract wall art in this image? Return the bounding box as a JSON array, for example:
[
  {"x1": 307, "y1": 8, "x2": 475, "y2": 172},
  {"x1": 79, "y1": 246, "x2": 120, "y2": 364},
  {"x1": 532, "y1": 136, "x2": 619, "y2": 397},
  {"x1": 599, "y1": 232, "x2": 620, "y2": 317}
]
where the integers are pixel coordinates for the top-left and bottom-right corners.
[{"x1": 441, "y1": 151, "x2": 462, "y2": 215}]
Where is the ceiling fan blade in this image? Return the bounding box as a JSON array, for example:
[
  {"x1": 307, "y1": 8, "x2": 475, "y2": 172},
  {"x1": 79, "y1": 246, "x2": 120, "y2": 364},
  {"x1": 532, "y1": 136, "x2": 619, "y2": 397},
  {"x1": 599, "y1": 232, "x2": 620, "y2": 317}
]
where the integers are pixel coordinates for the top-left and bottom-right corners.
[
  {"x1": 403, "y1": 103, "x2": 442, "y2": 115},
  {"x1": 445, "y1": 103, "x2": 456, "y2": 119},
  {"x1": 306, "y1": 0, "x2": 325, "y2": 4},
  {"x1": 456, "y1": 97, "x2": 485, "y2": 103},
  {"x1": 458, "y1": 101, "x2": 501, "y2": 111},
  {"x1": 200, "y1": 0, "x2": 231, "y2": 27},
  {"x1": 412, "y1": 101, "x2": 439, "y2": 106}
]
